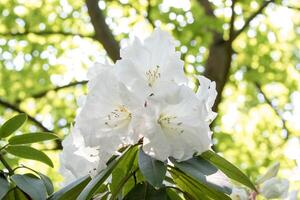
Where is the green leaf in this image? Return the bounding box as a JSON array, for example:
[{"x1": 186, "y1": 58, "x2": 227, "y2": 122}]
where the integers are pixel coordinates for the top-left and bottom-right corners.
[
  {"x1": 36, "y1": 172, "x2": 54, "y2": 195},
  {"x1": 110, "y1": 146, "x2": 138, "y2": 197},
  {"x1": 48, "y1": 175, "x2": 91, "y2": 200},
  {"x1": 166, "y1": 189, "x2": 184, "y2": 200},
  {"x1": 170, "y1": 157, "x2": 232, "y2": 194},
  {"x1": 10, "y1": 174, "x2": 47, "y2": 200},
  {"x1": 77, "y1": 146, "x2": 135, "y2": 200},
  {"x1": 8, "y1": 132, "x2": 59, "y2": 145},
  {"x1": 0, "y1": 114, "x2": 27, "y2": 139},
  {"x1": 3, "y1": 189, "x2": 15, "y2": 200},
  {"x1": 123, "y1": 182, "x2": 169, "y2": 200},
  {"x1": 170, "y1": 169, "x2": 230, "y2": 200},
  {"x1": 0, "y1": 176, "x2": 10, "y2": 199},
  {"x1": 138, "y1": 148, "x2": 167, "y2": 188},
  {"x1": 14, "y1": 188, "x2": 29, "y2": 200},
  {"x1": 170, "y1": 171, "x2": 208, "y2": 200},
  {"x1": 5, "y1": 145, "x2": 53, "y2": 167},
  {"x1": 201, "y1": 150, "x2": 257, "y2": 191}
]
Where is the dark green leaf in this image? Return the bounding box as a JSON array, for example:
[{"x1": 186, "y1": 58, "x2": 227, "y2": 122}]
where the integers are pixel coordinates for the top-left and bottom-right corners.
[
  {"x1": 3, "y1": 189, "x2": 15, "y2": 200},
  {"x1": 201, "y1": 150, "x2": 257, "y2": 191},
  {"x1": 10, "y1": 174, "x2": 47, "y2": 200},
  {"x1": 48, "y1": 175, "x2": 91, "y2": 200},
  {"x1": 123, "y1": 182, "x2": 169, "y2": 200},
  {"x1": 14, "y1": 188, "x2": 29, "y2": 200},
  {"x1": 0, "y1": 176, "x2": 10, "y2": 199},
  {"x1": 0, "y1": 114, "x2": 27, "y2": 139},
  {"x1": 170, "y1": 168, "x2": 231, "y2": 200},
  {"x1": 110, "y1": 146, "x2": 138, "y2": 196},
  {"x1": 36, "y1": 172, "x2": 54, "y2": 195},
  {"x1": 6, "y1": 145, "x2": 53, "y2": 167},
  {"x1": 166, "y1": 189, "x2": 184, "y2": 200},
  {"x1": 8, "y1": 132, "x2": 59, "y2": 145},
  {"x1": 170, "y1": 157, "x2": 232, "y2": 194},
  {"x1": 138, "y1": 148, "x2": 167, "y2": 188},
  {"x1": 77, "y1": 146, "x2": 135, "y2": 200},
  {"x1": 170, "y1": 171, "x2": 207, "y2": 200}
]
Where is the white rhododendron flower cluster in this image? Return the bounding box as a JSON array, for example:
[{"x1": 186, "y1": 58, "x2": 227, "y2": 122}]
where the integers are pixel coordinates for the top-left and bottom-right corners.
[{"x1": 59, "y1": 28, "x2": 217, "y2": 182}]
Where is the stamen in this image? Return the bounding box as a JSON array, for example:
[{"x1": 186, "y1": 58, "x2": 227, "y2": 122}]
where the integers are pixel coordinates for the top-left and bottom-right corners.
[{"x1": 146, "y1": 65, "x2": 161, "y2": 87}]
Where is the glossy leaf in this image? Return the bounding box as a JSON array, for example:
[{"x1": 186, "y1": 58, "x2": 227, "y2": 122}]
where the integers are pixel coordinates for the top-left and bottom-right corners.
[
  {"x1": 48, "y1": 175, "x2": 91, "y2": 200},
  {"x1": 170, "y1": 157, "x2": 232, "y2": 194},
  {"x1": 123, "y1": 183, "x2": 169, "y2": 200},
  {"x1": 0, "y1": 176, "x2": 10, "y2": 199},
  {"x1": 3, "y1": 190, "x2": 15, "y2": 200},
  {"x1": 77, "y1": 146, "x2": 135, "y2": 200},
  {"x1": 110, "y1": 145, "x2": 138, "y2": 196},
  {"x1": 166, "y1": 189, "x2": 184, "y2": 200},
  {"x1": 10, "y1": 174, "x2": 47, "y2": 200},
  {"x1": 138, "y1": 148, "x2": 167, "y2": 188},
  {"x1": 14, "y1": 188, "x2": 29, "y2": 200},
  {"x1": 8, "y1": 132, "x2": 59, "y2": 145},
  {"x1": 0, "y1": 114, "x2": 27, "y2": 139},
  {"x1": 5, "y1": 145, "x2": 54, "y2": 167},
  {"x1": 201, "y1": 150, "x2": 257, "y2": 191},
  {"x1": 170, "y1": 168, "x2": 231, "y2": 200},
  {"x1": 37, "y1": 172, "x2": 54, "y2": 195}
]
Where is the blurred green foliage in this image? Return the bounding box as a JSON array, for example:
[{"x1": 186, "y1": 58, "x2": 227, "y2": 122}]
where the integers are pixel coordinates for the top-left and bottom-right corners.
[{"x1": 0, "y1": 0, "x2": 299, "y2": 192}]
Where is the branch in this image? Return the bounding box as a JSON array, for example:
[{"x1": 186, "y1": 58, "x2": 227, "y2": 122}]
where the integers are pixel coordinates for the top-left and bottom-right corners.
[
  {"x1": 197, "y1": 0, "x2": 216, "y2": 17},
  {"x1": 229, "y1": 0, "x2": 236, "y2": 42},
  {"x1": 0, "y1": 98, "x2": 63, "y2": 149},
  {"x1": 147, "y1": 0, "x2": 155, "y2": 28},
  {"x1": 232, "y1": 0, "x2": 274, "y2": 41},
  {"x1": 86, "y1": 0, "x2": 120, "y2": 62},
  {"x1": 0, "y1": 98, "x2": 50, "y2": 132},
  {"x1": 16, "y1": 80, "x2": 88, "y2": 102},
  {"x1": 254, "y1": 82, "x2": 291, "y2": 140},
  {"x1": 286, "y1": 5, "x2": 300, "y2": 11},
  {"x1": 0, "y1": 153, "x2": 13, "y2": 175},
  {"x1": 0, "y1": 31, "x2": 94, "y2": 39}
]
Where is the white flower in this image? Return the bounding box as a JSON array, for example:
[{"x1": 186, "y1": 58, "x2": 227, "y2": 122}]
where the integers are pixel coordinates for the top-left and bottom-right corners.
[
  {"x1": 115, "y1": 28, "x2": 187, "y2": 99},
  {"x1": 260, "y1": 177, "x2": 289, "y2": 199},
  {"x1": 196, "y1": 76, "x2": 217, "y2": 122},
  {"x1": 256, "y1": 162, "x2": 280, "y2": 184},
  {"x1": 76, "y1": 67, "x2": 142, "y2": 154},
  {"x1": 134, "y1": 82, "x2": 216, "y2": 161},
  {"x1": 59, "y1": 127, "x2": 102, "y2": 184},
  {"x1": 60, "y1": 28, "x2": 218, "y2": 181},
  {"x1": 230, "y1": 187, "x2": 248, "y2": 200}
]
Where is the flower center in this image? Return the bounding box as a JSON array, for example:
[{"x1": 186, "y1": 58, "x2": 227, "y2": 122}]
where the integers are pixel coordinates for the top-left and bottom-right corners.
[
  {"x1": 158, "y1": 113, "x2": 184, "y2": 134},
  {"x1": 145, "y1": 65, "x2": 161, "y2": 87},
  {"x1": 104, "y1": 105, "x2": 132, "y2": 129}
]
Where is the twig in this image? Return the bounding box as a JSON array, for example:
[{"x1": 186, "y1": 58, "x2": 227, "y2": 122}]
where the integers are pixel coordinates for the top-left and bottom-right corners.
[
  {"x1": 285, "y1": 5, "x2": 300, "y2": 11},
  {"x1": 0, "y1": 98, "x2": 50, "y2": 132},
  {"x1": 0, "y1": 153, "x2": 13, "y2": 175},
  {"x1": 0, "y1": 31, "x2": 94, "y2": 39},
  {"x1": 254, "y1": 82, "x2": 290, "y2": 140},
  {"x1": 0, "y1": 98, "x2": 62, "y2": 149},
  {"x1": 229, "y1": 0, "x2": 236, "y2": 42},
  {"x1": 232, "y1": 0, "x2": 274, "y2": 41},
  {"x1": 147, "y1": 0, "x2": 155, "y2": 28},
  {"x1": 197, "y1": 0, "x2": 216, "y2": 17},
  {"x1": 15, "y1": 80, "x2": 87, "y2": 102}
]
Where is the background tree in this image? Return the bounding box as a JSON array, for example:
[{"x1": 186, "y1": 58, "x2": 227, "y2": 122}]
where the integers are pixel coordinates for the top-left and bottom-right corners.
[{"x1": 0, "y1": 0, "x2": 299, "y2": 189}]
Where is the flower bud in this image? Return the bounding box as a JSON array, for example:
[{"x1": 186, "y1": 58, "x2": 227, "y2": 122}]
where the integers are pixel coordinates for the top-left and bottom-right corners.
[
  {"x1": 256, "y1": 162, "x2": 280, "y2": 184},
  {"x1": 230, "y1": 187, "x2": 248, "y2": 200},
  {"x1": 260, "y1": 177, "x2": 289, "y2": 199}
]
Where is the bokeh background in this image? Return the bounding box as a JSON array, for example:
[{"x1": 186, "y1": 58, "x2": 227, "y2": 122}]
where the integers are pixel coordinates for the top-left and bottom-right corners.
[{"x1": 0, "y1": 0, "x2": 300, "y2": 193}]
